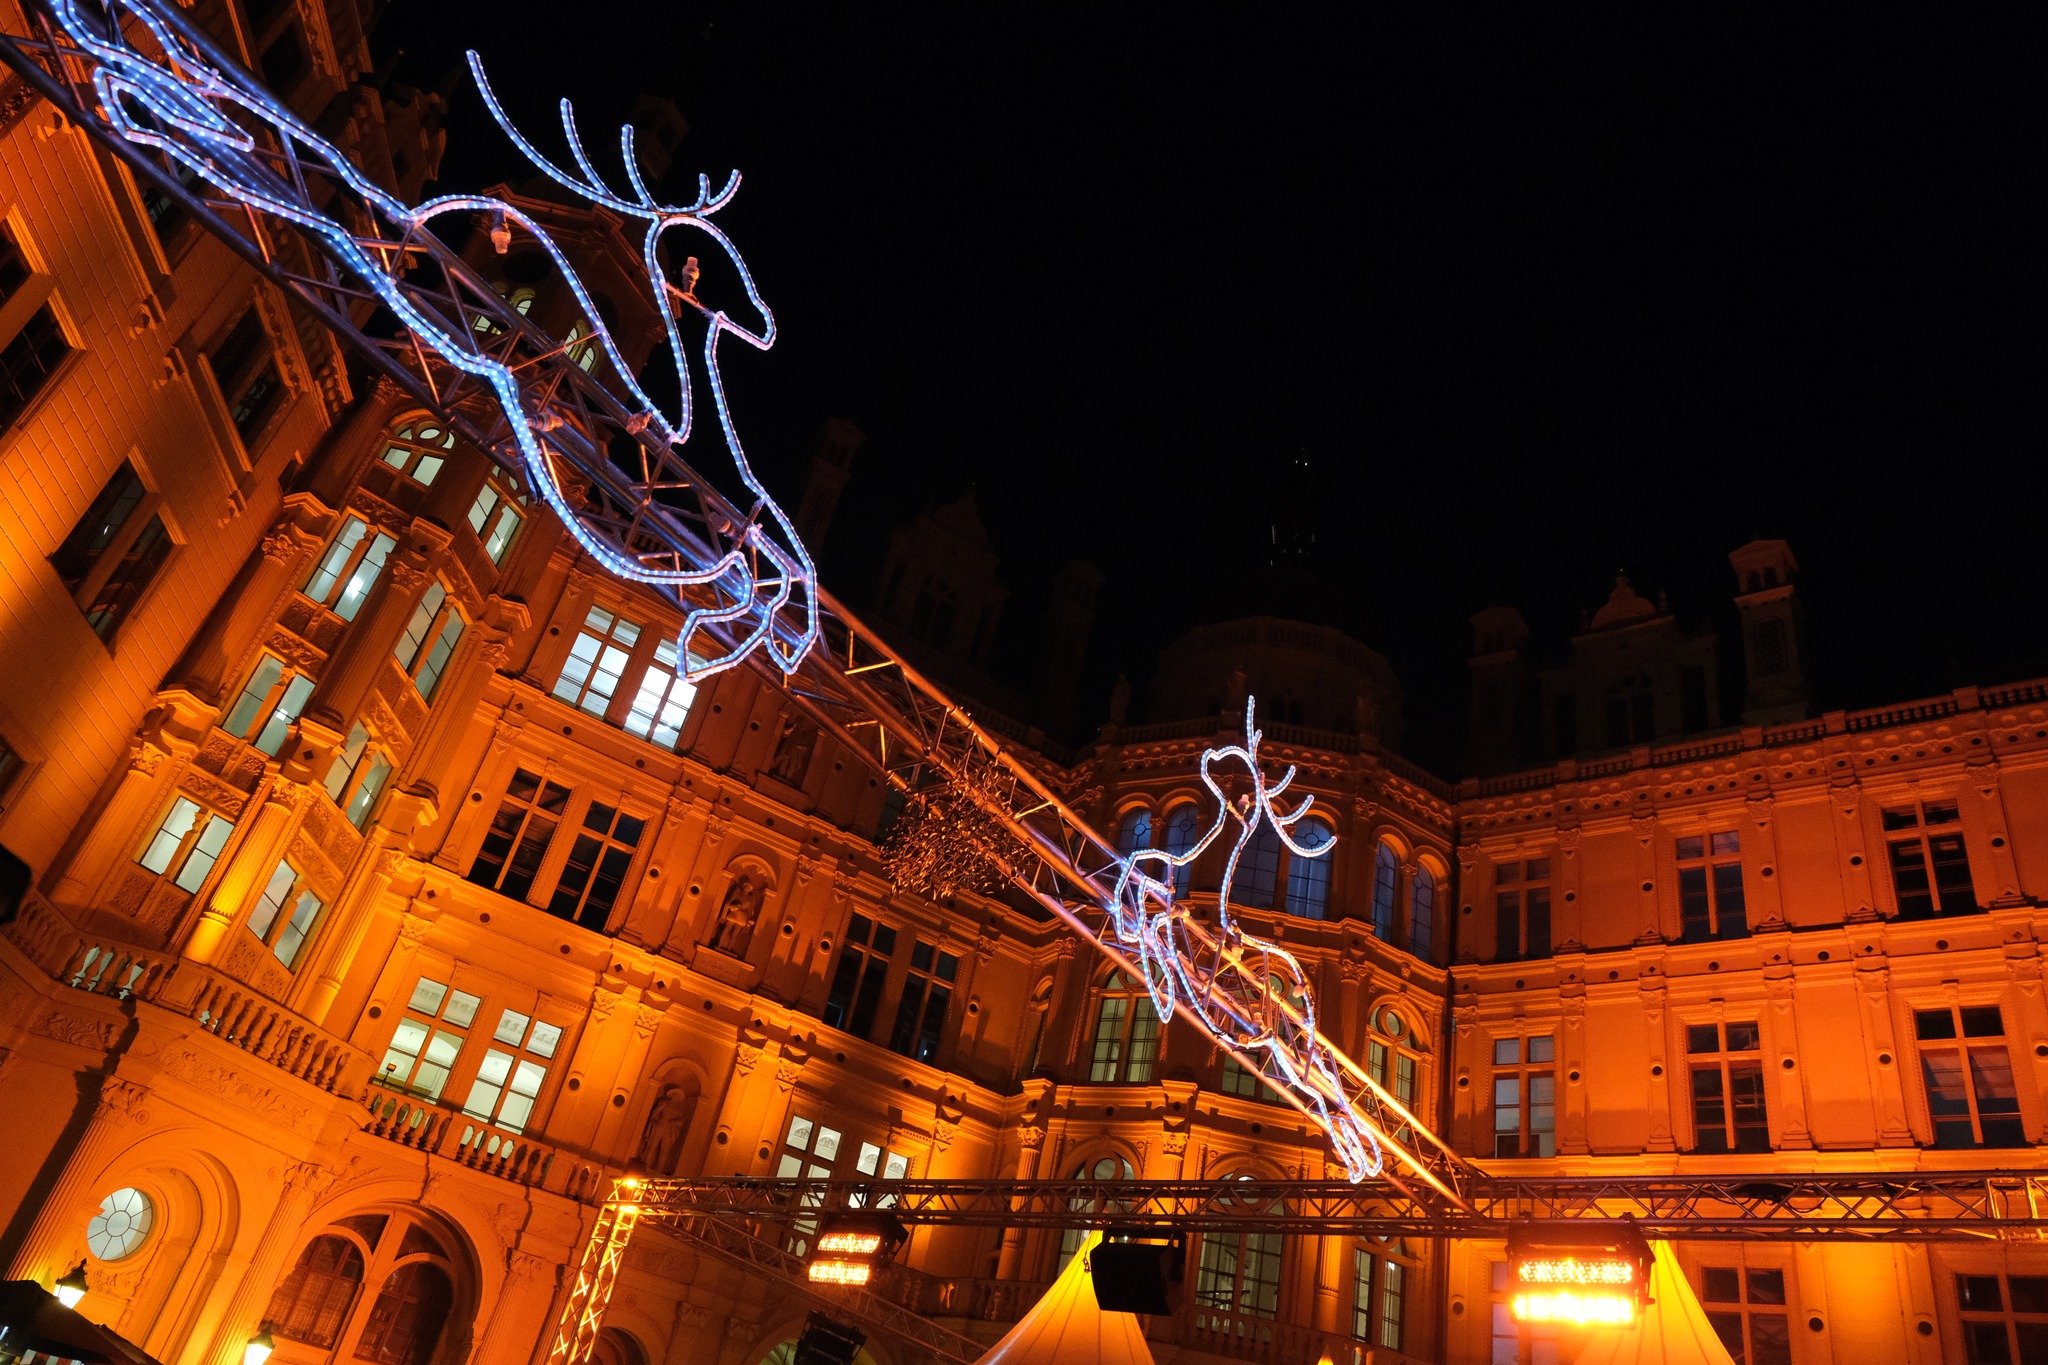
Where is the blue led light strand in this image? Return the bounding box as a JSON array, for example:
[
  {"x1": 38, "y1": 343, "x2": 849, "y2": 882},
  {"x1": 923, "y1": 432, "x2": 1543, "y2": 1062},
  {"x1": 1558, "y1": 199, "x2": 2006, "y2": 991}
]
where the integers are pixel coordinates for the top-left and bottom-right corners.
[{"x1": 45, "y1": 0, "x2": 815, "y2": 682}]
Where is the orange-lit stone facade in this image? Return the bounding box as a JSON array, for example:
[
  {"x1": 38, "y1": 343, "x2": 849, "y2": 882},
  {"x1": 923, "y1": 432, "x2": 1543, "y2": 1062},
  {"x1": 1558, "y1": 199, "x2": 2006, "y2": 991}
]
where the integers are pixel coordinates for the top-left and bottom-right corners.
[{"x1": 6, "y1": 12, "x2": 2048, "y2": 1365}]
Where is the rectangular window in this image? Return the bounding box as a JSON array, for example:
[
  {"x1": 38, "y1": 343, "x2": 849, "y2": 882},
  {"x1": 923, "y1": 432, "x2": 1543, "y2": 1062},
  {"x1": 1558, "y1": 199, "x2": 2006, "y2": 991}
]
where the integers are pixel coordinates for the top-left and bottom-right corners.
[
  {"x1": 552, "y1": 604, "x2": 640, "y2": 717},
  {"x1": 1351, "y1": 1247, "x2": 1374, "y2": 1340},
  {"x1": 886, "y1": 940, "x2": 958, "y2": 1064},
  {"x1": 543, "y1": 801, "x2": 645, "y2": 931},
  {"x1": 80, "y1": 512, "x2": 173, "y2": 642},
  {"x1": 822, "y1": 912, "x2": 895, "y2": 1041},
  {"x1": 1377, "y1": 1257, "x2": 1405, "y2": 1351},
  {"x1": 395, "y1": 582, "x2": 465, "y2": 700},
  {"x1": 1688, "y1": 1020, "x2": 1770, "y2": 1154},
  {"x1": 1701, "y1": 1266, "x2": 1792, "y2": 1365},
  {"x1": 468, "y1": 768, "x2": 573, "y2": 902},
  {"x1": 209, "y1": 306, "x2": 284, "y2": 442},
  {"x1": 1957, "y1": 1272, "x2": 2048, "y2": 1365},
  {"x1": 375, "y1": 976, "x2": 480, "y2": 1100},
  {"x1": 1916, "y1": 1005, "x2": 2026, "y2": 1149},
  {"x1": 136, "y1": 795, "x2": 235, "y2": 894},
  {"x1": 1885, "y1": 801, "x2": 1976, "y2": 918},
  {"x1": 51, "y1": 463, "x2": 147, "y2": 593},
  {"x1": 302, "y1": 514, "x2": 396, "y2": 621},
  {"x1": 322, "y1": 722, "x2": 392, "y2": 830},
  {"x1": 0, "y1": 731, "x2": 24, "y2": 807},
  {"x1": 223, "y1": 655, "x2": 317, "y2": 756},
  {"x1": 1494, "y1": 858, "x2": 1551, "y2": 963},
  {"x1": 1369, "y1": 1040, "x2": 1421, "y2": 1109},
  {"x1": 1677, "y1": 830, "x2": 1747, "y2": 940},
  {"x1": 467, "y1": 470, "x2": 525, "y2": 564},
  {"x1": 244, "y1": 859, "x2": 325, "y2": 969},
  {"x1": 461, "y1": 1007, "x2": 561, "y2": 1133},
  {"x1": 1220, "y1": 1056, "x2": 1279, "y2": 1103},
  {"x1": 1491, "y1": 1261, "x2": 1560, "y2": 1364},
  {"x1": 622, "y1": 638, "x2": 703, "y2": 748},
  {"x1": 0, "y1": 300, "x2": 72, "y2": 432},
  {"x1": 1492, "y1": 1034, "x2": 1555, "y2": 1158},
  {"x1": 1195, "y1": 1231, "x2": 1282, "y2": 1319}
]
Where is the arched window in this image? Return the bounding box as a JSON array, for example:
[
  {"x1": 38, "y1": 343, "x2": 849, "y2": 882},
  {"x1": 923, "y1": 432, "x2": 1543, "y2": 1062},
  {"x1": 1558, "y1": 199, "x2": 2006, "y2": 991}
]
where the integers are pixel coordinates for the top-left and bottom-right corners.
[
  {"x1": 1352, "y1": 1236, "x2": 1415, "y2": 1350},
  {"x1": 378, "y1": 417, "x2": 456, "y2": 487},
  {"x1": 1088, "y1": 970, "x2": 1159, "y2": 1084},
  {"x1": 1409, "y1": 867, "x2": 1437, "y2": 961},
  {"x1": 1162, "y1": 804, "x2": 1200, "y2": 897},
  {"x1": 1058, "y1": 1154, "x2": 1135, "y2": 1270},
  {"x1": 1236, "y1": 822, "x2": 1282, "y2": 910},
  {"x1": 1196, "y1": 1178, "x2": 1283, "y2": 1320},
  {"x1": 1372, "y1": 842, "x2": 1399, "y2": 939},
  {"x1": 1754, "y1": 618, "x2": 1788, "y2": 676},
  {"x1": 1283, "y1": 818, "x2": 1334, "y2": 919},
  {"x1": 1115, "y1": 808, "x2": 1153, "y2": 857},
  {"x1": 1366, "y1": 1005, "x2": 1423, "y2": 1109},
  {"x1": 354, "y1": 1260, "x2": 452, "y2": 1365},
  {"x1": 264, "y1": 1234, "x2": 364, "y2": 1349},
  {"x1": 564, "y1": 320, "x2": 598, "y2": 372}
]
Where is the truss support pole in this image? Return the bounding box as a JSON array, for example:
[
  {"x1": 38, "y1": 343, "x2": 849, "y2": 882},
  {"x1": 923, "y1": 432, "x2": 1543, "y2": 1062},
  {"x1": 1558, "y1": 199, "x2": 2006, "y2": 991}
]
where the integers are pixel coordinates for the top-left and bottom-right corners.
[{"x1": 543, "y1": 1179, "x2": 643, "y2": 1365}]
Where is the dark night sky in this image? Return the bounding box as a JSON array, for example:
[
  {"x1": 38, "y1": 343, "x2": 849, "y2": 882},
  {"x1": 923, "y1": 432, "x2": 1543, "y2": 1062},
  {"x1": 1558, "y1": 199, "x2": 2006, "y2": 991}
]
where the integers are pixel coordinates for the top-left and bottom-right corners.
[{"x1": 377, "y1": 6, "x2": 2043, "y2": 772}]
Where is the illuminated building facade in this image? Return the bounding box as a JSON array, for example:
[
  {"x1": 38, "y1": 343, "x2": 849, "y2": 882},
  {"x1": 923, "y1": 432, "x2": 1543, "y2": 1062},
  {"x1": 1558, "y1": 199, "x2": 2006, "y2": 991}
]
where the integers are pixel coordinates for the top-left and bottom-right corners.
[{"x1": 3, "y1": 11, "x2": 2048, "y2": 1365}]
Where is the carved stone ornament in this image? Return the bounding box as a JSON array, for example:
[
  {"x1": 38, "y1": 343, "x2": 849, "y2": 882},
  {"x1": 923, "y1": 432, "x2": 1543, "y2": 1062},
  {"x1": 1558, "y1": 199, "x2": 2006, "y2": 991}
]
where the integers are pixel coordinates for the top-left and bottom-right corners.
[
  {"x1": 774, "y1": 1060, "x2": 802, "y2": 1093},
  {"x1": 1161, "y1": 1131, "x2": 1189, "y2": 1156},
  {"x1": 96, "y1": 1078, "x2": 154, "y2": 1127},
  {"x1": 1017, "y1": 1125, "x2": 1046, "y2": 1151},
  {"x1": 733, "y1": 1042, "x2": 762, "y2": 1076},
  {"x1": 33, "y1": 1008, "x2": 119, "y2": 1054}
]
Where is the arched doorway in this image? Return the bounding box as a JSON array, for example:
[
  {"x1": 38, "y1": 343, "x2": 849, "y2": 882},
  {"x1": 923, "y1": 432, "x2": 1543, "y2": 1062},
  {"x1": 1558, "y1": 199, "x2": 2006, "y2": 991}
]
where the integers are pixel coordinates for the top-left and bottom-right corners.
[{"x1": 260, "y1": 1207, "x2": 471, "y2": 1365}]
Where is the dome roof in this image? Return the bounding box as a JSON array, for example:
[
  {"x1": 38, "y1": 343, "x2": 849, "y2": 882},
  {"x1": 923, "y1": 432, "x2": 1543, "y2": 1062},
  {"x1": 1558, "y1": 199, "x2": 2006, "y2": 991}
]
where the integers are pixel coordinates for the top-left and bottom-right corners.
[{"x1": 1589, "y1": 574, "x2": 1659, "y2": 630}]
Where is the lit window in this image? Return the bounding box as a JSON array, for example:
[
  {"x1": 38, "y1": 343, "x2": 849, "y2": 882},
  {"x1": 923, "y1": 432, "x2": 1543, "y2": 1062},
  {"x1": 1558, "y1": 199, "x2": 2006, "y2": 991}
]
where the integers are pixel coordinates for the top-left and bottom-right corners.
[
  {"x1": 1367, "y1": 1008, "x2": 1421, "y2": 1108},
  {"x1": 1409, "y1": 866, "x2": 1438, "y2": 961},
  {"x1": 564, "y1": 319, "x2": 599, "y2": 371},
  {"x1": 1494, "y1": 858, "x2": 1552, "y2": 963},
  {"x1": 1162, "y1": 804, "x2": 1200, "y2": 897},
  {"x1": 461, "y1": 1006, "x2": 561, "y2": 1133},
  {"x1": 378, "y1": 416, "x2": 456, "y2": 486},
  {"x1": 1884, "y1": 801, "x2": 1977, "y2": 919},
  {"x1": 223, "y1": 654, "x2": 317, "y2": 755},
  {"x1": 1701, "y1": 1265, "x2": 1792, "y2": 1365},
  {"x1": 1677, "y1": 831, "x2": 1747, "y2": 941},
  {"x1": 1688, "y1": 1021, "x2": 1769, "y2": 1154},
  {"x1": 375, "y1": 976, "x2": 480, "y2": 1100},
  {"x1": 1221, "y1": 1056, "x2": 1279, "y2": 1103},
  {"x1": 1196, "y1": 1183, "x2": 1283, "y2": 1320},
  {"x1": 136, "y1": 795, "x2": 235, "y2": 894},
  {"x1": 467, "y1": 467, "x2": 526, "y2": 564},
  {"x1": 1352, "y1": 1241, "x2": 1409, "y2": 1351},
  {"x1": 302, "y1": 514, "x2": 397, "y2": 621},
  {"x1": 245, "y1": 858, "x2": 325, "y2": 969},
  {"x1": 553, "y1": 605, "x2": 641, "y2": 717},
  {"x1": 1916, "y1": 1005, "x2": 2026, "y2": 1149},
  {"x1": 887, "y1": 939, "x2": 958, "y2": 1064},
  {"x1": 822, "y1": 912, "x2": 896, "y2": 1040},
  {"x1": 264, "y1": 1235, "x2": 363, "y2": 1349},
  {"x1": 394, "y1": 581, "x2": 465, "y2": 700},
  {"x1": 1236, "y1": 822, "x2": 1281, "y2": 910},
  {"x1": 1491, "y1": 1034, "x2": 1555, "y2": 1158},
  {"x1": 623, "y1": 638, "x2": 703, "y2": 748},
  {"x1": 1370, "y1": 840, "x2": 1398, "y2": 935},
  {"x1": 1115, "y1": 808, "x2": 1153, "y2": 857},
  {"x1": 543, "y1": 801, "x2": 645, "y2": 931},
  {"x1": 1957, "y1": 1272, "x2": 2048, "y2": 1364},
  {"x1": 1284, "y1": 819, "x2": 1334, "y2": 919},
  {"x1": 322, "y1": 722, "x2": 392, "y2": 830},
  {"x1": 777, "y1": 1112, "x2": 853, "y2": 1254},
  {"x1": 468, "y1": 768, "x2": 573, "y2": 903},
  {"x1": 1088, "y1": 970, "x2": 1159, "y2": 1083},
  {"x1": 85, "y1": 1187, "x2": 153, "y2": 1261}
]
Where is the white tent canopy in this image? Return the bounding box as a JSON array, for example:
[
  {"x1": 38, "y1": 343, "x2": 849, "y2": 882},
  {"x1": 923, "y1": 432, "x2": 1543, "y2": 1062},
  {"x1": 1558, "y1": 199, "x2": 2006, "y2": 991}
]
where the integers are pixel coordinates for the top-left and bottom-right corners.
[
  {"x1": 974, "y1": 1232, "x2": 1158, "y2": 1365},
  {"x1": 1568, "y1": 1242, "x2": 1737, "y2": 1365}
]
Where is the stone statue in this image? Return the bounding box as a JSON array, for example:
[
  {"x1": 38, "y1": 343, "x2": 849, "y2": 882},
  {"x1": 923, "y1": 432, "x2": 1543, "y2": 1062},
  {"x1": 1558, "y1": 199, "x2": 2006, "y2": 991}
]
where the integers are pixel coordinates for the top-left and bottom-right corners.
[
  {"x1": 635, "y1": 1084, "x2": 695, "y2": 1174},
  {"x1": 708, "y1": 872, "x2": 766, "y2": 956},
  {"x1": 770, "y1": 716, "x2": 817, "y2": 786}
]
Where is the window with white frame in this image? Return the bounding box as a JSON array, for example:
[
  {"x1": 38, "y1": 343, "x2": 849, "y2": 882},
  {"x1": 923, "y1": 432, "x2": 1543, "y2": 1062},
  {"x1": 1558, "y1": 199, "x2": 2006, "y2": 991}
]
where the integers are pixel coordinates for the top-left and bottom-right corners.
[
  {"x1": 1700, "y1": 1263, "x2": 1791, "y2": 1365},
  {"x1": 1087, "y1": 969, "x2": 1159, "y2": 1083},
  {"x1": 322, "y1": 722, "x2": 393, "y2": 830},
  {"x1": 1491, "y1": 1034, "x2": 1555, "y2": 1158},
  {"x1": 1409, "y1": 864, "x2": 1438, "y2": 961},
  {"x1": 378, "y1": 416, "x2": 455, "y2": 486},
  {"x1": 302, "y1": 514, "x2": 396, "y2": 622},
  {"x1": 222, "y1": 654, "x2": 317, "y2": 755},
  {"x1": 375, "y1": 976, "x2": 480, "y2": 1100},
  {"x1": 136, "y1": 795, "x2": 234, "y2": 894},
  {"x1": 394, "y1": 582, "x2": 465, "y2": 700},
  {"x1": 1916, "y1": 1005, "x2": 2026, "y2": 1149},
  {"x1": 460, "y1": 1006, "x2": 561, "y2": 1133},
  {"x1": 1885, "y1": 800, "x2": 1977, "y2": 919},
  {"x1": 622, "y1": 637, "x2": 702, "y2": 747},
  {"x1": 245, "y1": 859, "x2": 325, "y2": 969},
  {"x1": 467, "y1": 467, "x2": 525, "y2": 564},
  {"x1": 1284, "y1": 818, "x2": 1335, "y2": 919},
  {"x1": 553, "y1": 604, "x2": 640, "y2": 717},
  {"x1": 1956, "y1": 1270, "x2": 2048, "y2": 1364}
]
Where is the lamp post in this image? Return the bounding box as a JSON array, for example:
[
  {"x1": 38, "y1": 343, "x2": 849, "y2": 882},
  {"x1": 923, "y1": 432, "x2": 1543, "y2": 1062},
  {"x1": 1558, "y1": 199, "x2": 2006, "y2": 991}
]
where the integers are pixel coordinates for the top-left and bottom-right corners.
[
  {"x1": 243, "y1": 1330, "x2": 276, "y2": 1365},
  {"x1": 51, "y1": 1262, "x2": 89, "y2": 1310}
]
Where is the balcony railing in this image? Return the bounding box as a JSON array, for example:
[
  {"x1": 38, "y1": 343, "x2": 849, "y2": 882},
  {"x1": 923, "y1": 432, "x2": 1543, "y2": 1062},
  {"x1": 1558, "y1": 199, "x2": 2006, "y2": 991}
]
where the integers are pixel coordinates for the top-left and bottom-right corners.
[{"x1": 358, "y1": 1090, "x2": 608, "y2": 1201}]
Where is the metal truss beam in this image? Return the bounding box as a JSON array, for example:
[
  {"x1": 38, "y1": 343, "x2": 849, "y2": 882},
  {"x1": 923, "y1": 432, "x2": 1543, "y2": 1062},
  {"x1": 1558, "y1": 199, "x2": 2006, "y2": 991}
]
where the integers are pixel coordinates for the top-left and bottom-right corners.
[{"x1": 628, "y1": 1173, "x2": 2048, "y2": 1244}]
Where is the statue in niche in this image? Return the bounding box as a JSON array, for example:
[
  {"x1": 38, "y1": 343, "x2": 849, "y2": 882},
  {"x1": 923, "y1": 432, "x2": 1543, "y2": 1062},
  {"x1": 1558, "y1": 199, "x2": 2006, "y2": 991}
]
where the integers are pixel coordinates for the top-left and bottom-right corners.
[
  {"x1": 769, "y1": 716, "x2": 817, "y2": 786},
  {"x1": 635, "y1": 1084, "x2": 696, "y2": 1174},
  {"x1": 708, "y1": 871, "x2": 766, "y2": 956}
]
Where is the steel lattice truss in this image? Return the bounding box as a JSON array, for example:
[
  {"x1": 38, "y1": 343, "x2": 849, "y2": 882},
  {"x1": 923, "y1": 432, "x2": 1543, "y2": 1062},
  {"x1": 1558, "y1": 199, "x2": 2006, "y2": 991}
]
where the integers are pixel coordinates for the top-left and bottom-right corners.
[
  {"x1": 637, "y1": 1173, "x2": 2048, "y2": 1244},
  {"x1": 0, "y1": 0, "x2": 1469, "y2": 1212}
]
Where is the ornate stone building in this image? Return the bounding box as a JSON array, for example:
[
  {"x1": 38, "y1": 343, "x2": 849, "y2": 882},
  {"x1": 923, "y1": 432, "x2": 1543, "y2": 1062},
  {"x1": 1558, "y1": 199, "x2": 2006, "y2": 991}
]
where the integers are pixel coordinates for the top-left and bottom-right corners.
[{"x1": 3, "y1": 6, "x2": 2048, "y2": 1365}]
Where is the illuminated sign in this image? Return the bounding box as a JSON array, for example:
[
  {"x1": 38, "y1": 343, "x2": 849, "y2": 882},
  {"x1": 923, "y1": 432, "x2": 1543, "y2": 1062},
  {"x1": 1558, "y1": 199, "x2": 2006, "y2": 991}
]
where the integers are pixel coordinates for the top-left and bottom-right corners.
[{"x1": 1506, "y1": 1222, "x2": 1650, "y2": 1328}]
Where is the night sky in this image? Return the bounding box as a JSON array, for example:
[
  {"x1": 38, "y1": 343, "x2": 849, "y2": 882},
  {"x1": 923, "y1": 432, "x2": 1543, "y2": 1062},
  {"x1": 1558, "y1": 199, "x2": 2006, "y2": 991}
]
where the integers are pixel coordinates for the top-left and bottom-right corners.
[{"x1": 377, "y1": 6, "x2": 2043, "y2": 772}]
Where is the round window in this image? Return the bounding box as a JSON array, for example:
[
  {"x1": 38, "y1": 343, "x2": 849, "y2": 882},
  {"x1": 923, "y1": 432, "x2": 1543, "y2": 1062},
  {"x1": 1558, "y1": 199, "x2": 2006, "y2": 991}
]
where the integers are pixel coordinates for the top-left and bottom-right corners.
[
  {"x1": 86, "y1": 1188, "x2": 153, "y2": 1261},
  {"x1": 1381, "y1": 1009, "x2": 1405, "y2": 1040}
]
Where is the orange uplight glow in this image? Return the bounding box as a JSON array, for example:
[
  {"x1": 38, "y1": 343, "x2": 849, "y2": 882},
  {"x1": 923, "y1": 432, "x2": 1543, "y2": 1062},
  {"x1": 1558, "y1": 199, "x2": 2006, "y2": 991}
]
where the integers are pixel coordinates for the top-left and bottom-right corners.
[
  {"x1": 816, "y1": 1230, "x2": 886, "y2": 1255},
  {"x1": 1511, "y1": 1289, "x2": 1637, "y2": 1326},
  {"x1": 807, "y1": 1259, "x2": 875, "y2": 1286},
  {"x1": 1517, "y1": 1256, "x2": 1636, "y2": 1288}
]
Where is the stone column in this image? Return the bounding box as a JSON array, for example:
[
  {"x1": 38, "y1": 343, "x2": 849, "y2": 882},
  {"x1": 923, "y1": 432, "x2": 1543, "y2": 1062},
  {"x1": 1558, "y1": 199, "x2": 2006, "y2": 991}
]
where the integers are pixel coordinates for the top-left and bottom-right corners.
[
  {"x1": 49, "y1": 735, "x2": 180, "y2": 910},
  {"x1": 6, "y1": 1080, "x2": 158, "y2": 1283},
  {"x1": 1641, "y1": 978, "x2": 1676, "y2": 1152},
  {"x1": 300, "y1": 842, "x2": 407, "y2": 1025},
  {"x1": 1744, "y1": 794, "x2": 1787, "y2": 926},
  {"x1": 1558, "y1": 982, "x2": 1590, "y2": 1155},
  {"x1": 197, "y1": 1162, "x2": 333, "y2": 1365},
  {"x1": 1630, "y1": 814, "x2": 1664, "y2": 943},
  {"x1": 299, "y1": 530, "x2": 443, "y2": 743},
  {"x1": 1311, "y1": 1234, "x2": 1345, "y2": 1335},
  {"x1": 994, "y1": 1083, "x2": 1051, "y2": 1281},
  {"x1": 167, "y1": 496, "x2": 331, "y2": 705},
  {"x1": 1762, "y1": 966, "x2": 1814, "y2": 1149}
]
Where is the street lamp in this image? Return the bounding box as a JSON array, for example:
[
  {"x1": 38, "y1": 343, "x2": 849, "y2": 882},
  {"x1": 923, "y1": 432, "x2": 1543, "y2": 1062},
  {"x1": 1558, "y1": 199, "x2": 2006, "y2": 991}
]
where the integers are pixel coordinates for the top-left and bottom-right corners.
[
  {"x1": 243, "y1": 1330, "x2": 276, "y2": 1365},
  {"x1": 52, "y1": 1262, "x2": 89, "y2": 1310}
]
